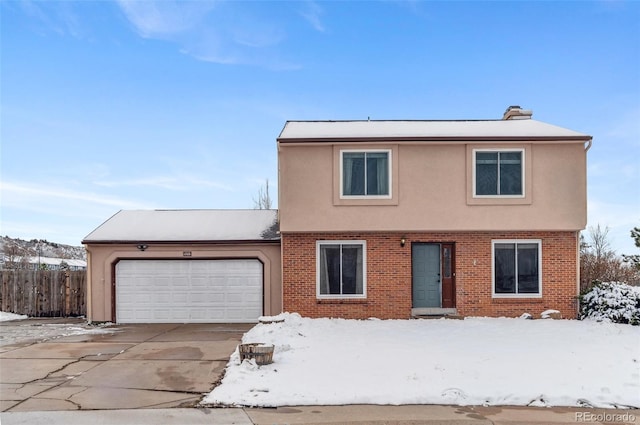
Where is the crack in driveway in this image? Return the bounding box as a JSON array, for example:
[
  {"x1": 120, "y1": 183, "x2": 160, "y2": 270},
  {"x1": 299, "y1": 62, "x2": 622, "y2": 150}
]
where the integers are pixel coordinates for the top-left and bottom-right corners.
[{"x1": 1, "y1": 322, "x2": 244, "y2": 412}]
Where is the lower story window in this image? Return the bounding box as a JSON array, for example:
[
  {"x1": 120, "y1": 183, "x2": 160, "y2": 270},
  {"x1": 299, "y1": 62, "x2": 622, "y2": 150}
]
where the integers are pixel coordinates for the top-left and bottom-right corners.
[
  {"x1": 317, "y1": 241, "x2": 366, "y2": 298},
  {"x1": 493, "y1": 240, "x2": 541, "y2": 297}
]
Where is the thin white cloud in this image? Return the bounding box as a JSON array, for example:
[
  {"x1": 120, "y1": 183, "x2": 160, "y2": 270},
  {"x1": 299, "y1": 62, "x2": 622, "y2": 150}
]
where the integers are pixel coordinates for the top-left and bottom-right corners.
[
  {"x1": 115, "y1": 0, "x2": 217, "y2": 38},
  {"x1": 187, "y1": 51, "x2": 302, "y2": 70},
  {"x1": 1, "y1": 181, "x2": 151, "y2": 210},
  {"x1": 232, "y1": 25, "x2": 285, "y2": 48},
  {"x1": 0, "y1": 219, "x2": 90, "y2": 245},
  {"x1": 17, "y1": 0, "x2": 304, "y2": 69},
  {"x1": 17, "y1": 0, "x2": 87, "y2": 39},
  {"x1": 57, "y1": 3, "x2": 83, "y2": 39},
  {"x1": 114, "y1": 0, "x2": 301, "y2": 69},
  {"x1": 18, "y1": 0, "x2": 63, "y2": 34},
  {"x1": 94, "y1": 176, "x2": 233, "y2": 191},
  {"x1": 299, "y1": 1, "x2": 325, "y2": 33}
]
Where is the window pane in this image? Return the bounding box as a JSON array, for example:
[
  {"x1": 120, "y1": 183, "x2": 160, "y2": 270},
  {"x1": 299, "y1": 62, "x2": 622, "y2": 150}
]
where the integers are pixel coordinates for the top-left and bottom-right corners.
[
  {"x1": 319, "y1": 243, "x2": 364, "y2": 296},
  {"x1": 500, "y1": 152, "x2": 522, "y2": 195},
  {"x1": 476, "y1": 152, "x2": 498, "y2": 195},
  {"x1": 341, "y1": 245, "x2": 363, "y2": 294},
  {"x1": 366, "y1": 152, "x2": 389, "y2": 196},
  {"x1": 495, "y1": 243, "x2": 516, "y2": 293},
  {"x1": 517, "y1": 243, "x2": 539, "y2": 293},
  {"x1": 443, "y1": 246, "x2": 452, "y2": 278},
  {"x1": 319, "y1": 245, "x2": 341, "y2": 295},
  {"x1": 343, "y1": 153, "x2": 365, "y2": 196}
]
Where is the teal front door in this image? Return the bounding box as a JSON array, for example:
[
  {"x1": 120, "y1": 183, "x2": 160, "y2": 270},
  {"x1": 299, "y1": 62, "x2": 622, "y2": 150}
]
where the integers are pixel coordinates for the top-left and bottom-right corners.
[{"x1": 412, "y1": 244, "x2": 441, "y2": 308}]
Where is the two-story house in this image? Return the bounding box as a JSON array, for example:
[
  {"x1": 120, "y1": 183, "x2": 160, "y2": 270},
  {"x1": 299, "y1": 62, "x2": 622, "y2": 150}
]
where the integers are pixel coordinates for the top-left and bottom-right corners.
[
  {"x1": 83, "y1": 106, "x2": 590, "y2": 323},
  {"x1": 277, "y1": 106, "x2": 591, "y2": 319}
]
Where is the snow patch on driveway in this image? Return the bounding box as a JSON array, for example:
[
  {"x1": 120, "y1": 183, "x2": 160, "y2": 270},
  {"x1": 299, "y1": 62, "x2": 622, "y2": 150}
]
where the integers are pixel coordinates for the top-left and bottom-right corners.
[
  {"x1": 0, "y1": 317, "x2": 116, "y2": 346},
  {"x1": 0, "y1": 311, "x2": 28, "y2": 322}
]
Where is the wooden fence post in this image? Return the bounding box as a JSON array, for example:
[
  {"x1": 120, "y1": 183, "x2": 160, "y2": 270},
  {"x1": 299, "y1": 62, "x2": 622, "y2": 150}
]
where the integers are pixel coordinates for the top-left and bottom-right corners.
[{"x1": 65, "y1": 272, "x2": 71, "y2": 316}]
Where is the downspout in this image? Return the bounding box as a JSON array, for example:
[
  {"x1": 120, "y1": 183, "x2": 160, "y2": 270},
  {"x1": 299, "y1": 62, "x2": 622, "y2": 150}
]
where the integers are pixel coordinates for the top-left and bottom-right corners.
[
  {"x1": 576, "y1": 232, "x2": 581, "y2": 318},
  {"x1": 84, "y1": 246, "x2": 92, "y2": 322},
  {"x1": 277, "y1": 140, "x2": 285, "y2": 315},
  {"x1": 577, "y1": 137, "x2": 592, "y2": 316}
]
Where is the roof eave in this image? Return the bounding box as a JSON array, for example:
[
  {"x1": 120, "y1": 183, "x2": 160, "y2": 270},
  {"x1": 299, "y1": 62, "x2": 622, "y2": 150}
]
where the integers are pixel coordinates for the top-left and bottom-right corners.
[
  {"x1": 277, "y1": 135, "x2": 592, "y2": 144},
  {"x1": 82, "y1": 238, "x2": 281, "y2": 245}
]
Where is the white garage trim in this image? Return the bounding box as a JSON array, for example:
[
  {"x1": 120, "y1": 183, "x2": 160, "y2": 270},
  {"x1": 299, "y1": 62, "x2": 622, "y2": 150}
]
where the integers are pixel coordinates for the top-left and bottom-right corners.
[{"x1": 115, "y1": 259, "x2": 263, "y2": 323}]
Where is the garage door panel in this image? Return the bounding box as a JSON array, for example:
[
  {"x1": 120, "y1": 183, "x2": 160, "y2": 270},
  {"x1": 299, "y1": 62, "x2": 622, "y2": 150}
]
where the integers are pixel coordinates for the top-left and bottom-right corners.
[
  {"x1": 226, "y1": 308, "x2": 257, "y2": 320},
  {"x1": 245, "y1": 292, "x2": 262, "y2": 302},
  {"x1": 150, "y1": 293, "x2": 172, "y2": 303},
  {"x1": 171, "y1": 277, "x2": 189, "y2": 287},
  {"x1": 116, "y1": 259, "x2": 263, "y2": 323},
  {"x1": 172, "y1": 293, "x2": 188, "y2": 304}
]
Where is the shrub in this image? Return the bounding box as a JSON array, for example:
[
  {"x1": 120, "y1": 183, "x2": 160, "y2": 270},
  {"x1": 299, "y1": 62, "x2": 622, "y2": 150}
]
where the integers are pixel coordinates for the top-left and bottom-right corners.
[{"x1": 579, "y1": 282, "x2": 640, "y2": 325}]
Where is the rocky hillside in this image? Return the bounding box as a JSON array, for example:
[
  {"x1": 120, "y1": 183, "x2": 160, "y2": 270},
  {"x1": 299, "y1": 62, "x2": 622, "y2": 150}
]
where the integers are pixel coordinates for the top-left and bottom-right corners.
[{"x1": 0, "y1": 236, "x2": 86, "y2": 260}]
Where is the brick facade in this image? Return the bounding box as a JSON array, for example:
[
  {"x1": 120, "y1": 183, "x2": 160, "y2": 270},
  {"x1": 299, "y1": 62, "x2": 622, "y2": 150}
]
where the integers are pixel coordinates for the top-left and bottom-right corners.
[{"x1": 282, "y1": 231, "x2": 579, "y2": 319}]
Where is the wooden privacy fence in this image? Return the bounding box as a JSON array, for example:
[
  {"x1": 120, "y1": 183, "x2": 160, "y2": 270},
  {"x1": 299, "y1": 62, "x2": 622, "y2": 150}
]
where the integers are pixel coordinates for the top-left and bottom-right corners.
[{"x1": 1, "y1": 270, "x2": 86, "y2": 317}]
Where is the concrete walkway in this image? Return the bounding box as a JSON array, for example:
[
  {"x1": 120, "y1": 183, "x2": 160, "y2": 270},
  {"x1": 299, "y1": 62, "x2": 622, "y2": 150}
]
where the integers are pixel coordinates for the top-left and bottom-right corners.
[
  {"x1": 2, "y1": 405, "x2": 638, "y2": 424},
  {"x1": 0, "y1": 320, "x2": 251, "y2": 411}
]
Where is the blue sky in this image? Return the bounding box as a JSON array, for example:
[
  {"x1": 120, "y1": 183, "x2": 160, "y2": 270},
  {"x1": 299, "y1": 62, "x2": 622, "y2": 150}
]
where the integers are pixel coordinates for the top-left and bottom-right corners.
[{"x1": 1, "y1": 1, "x2": 639, "y2": 255}]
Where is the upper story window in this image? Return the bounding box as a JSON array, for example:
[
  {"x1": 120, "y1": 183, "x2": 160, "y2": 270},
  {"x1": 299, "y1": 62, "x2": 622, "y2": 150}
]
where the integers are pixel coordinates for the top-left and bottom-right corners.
[
  {"x1": 474, "y1": 149, "x2": 524, "y2": 197},
  {"x1": 341, "y1": 150, "x2": 391, "y2": 198}
]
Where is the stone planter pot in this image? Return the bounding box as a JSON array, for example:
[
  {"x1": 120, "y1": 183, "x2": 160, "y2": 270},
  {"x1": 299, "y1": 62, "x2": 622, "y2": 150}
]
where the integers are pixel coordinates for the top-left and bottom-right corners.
[{"x1": 238, "y1": 343, "x2": 274, "y2": 365}]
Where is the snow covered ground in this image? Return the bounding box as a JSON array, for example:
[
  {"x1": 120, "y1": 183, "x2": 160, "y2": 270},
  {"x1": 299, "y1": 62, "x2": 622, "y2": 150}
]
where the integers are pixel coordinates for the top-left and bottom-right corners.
[
  {"x1": 204, "y1": 313, "x2": 640, "y2": 409},
  {"x1": 0, "y1": 313, "x2": 116, "y2": 346},
  {"x1": 0, "y1": 311, "x2": 28, "y2": 322}
]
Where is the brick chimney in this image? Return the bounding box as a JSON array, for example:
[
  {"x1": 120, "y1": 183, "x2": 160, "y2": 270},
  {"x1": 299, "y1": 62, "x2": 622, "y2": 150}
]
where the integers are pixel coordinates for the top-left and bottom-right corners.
[{"x1": 503, "y1": 105, "x2": 533, "y2": 120}]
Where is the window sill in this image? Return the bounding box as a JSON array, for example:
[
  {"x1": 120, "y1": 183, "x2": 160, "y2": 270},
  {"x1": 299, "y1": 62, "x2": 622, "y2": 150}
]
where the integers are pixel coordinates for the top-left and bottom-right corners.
[
  {"x1": 333, "y1": 197, "x2": 398, "y2": 206},
  {"x1": 492, "y1": 297, "x2": 543, "y2": 303},
  {"x1": 340, "y1": 195, "x2": 392, "y2": 200},
  {"x1": 467, "y1": 196, "x2": 531, "y2": 206},
  {"x1": 317, "y1": 298, "x2": 368, "y2": 305}
]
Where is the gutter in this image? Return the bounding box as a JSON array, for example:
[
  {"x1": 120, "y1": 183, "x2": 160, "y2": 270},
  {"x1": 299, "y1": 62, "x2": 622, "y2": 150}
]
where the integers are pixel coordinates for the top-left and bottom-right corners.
[
  {"x1": 277, "y1": 135, "x2": 593, "y2": 144},
  {"x1": 81, "y1": 239, "x2": 281, "y2": 246},
  {"x1": 584, "y1": 138, "x2": 593, "y2": 151}
]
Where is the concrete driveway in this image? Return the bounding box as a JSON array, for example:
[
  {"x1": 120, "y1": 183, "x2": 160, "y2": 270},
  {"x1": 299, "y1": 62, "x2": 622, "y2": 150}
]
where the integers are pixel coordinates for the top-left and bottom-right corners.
[{"x1": 0, "y1": 319, "x2": 251, "y2": 412}]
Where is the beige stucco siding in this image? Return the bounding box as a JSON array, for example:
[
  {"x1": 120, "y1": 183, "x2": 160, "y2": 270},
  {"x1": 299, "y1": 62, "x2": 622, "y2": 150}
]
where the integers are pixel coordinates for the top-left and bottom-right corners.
[
  {"x1": 278, "y1": 141, "x2": 587, "y2": 232},
  {"x1": 530, "y1": 143, "x2": 587, "y2": 229},
  {"x1": 84, "y1": 242, "x2": 282, "y2": 322}
]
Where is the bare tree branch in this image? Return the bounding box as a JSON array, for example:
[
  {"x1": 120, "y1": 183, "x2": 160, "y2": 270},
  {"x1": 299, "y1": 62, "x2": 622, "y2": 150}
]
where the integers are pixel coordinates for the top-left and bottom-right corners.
[{"x1": 253, "y1": 179, "x2": 273, "y2": 210}]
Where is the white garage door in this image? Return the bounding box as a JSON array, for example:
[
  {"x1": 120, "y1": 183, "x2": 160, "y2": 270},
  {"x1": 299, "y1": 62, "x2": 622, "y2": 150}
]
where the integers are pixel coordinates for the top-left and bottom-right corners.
[{"x1": 115, "y1": 259, "x2": 263, "y2": 323}]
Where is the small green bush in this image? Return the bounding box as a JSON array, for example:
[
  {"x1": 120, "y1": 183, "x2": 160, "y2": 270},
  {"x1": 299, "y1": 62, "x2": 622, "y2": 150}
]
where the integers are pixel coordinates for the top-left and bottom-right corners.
[{"x1": 579, "y1": 281, "x2": 640, "y2": 325}]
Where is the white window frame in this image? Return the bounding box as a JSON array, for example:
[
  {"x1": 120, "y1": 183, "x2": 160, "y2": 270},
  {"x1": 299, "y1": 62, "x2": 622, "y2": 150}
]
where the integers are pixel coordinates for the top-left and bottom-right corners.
[
  {"x1": 473, "y1": 148, "x2": 525, "y2": 198},
  {"x1": 491, "y1": 239, "x2": 542, "y2": 298},
  {"x1": 316, "y1": 240, "x2": 367, "y2": 299},
  {"x1": 340, "y1": 149, "x2": 392, "y2": 199}
]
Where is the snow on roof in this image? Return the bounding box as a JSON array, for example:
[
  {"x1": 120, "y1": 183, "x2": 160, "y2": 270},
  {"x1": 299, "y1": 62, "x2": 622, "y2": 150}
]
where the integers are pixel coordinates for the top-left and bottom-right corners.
[
  {"x1": 83, "y1": 209, "x2": 279, "y2": 243},
  {"x1": 278, "y1": 119, "x2": 591, "y2": 141}
]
